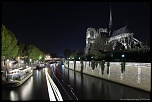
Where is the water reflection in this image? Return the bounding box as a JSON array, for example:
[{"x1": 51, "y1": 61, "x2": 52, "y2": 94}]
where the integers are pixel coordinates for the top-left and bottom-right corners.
[
  {"x1": 20, "y1": 77, "x2": 33, "y2": 100},
  {"x1": 2, "y1": 69, "x2": 49, "y2": 100},
  {"x1": 63, "y1": 66, "x2": 150, "y2": 100},
  {"x1": 10, "y1": 90, "x2": 18, "y2": 101},
  {"x1": 2, "y1": 76, "x2": 34, "y2": 101},
  {"x1": 2, "y1": 63, "x2": 150, "y2": 100}
]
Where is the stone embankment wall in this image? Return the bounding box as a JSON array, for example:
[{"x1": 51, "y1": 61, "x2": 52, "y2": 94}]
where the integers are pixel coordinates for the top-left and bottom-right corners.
[{"x1": 64, "y1": 60, "x2": 151, "y2": 92}]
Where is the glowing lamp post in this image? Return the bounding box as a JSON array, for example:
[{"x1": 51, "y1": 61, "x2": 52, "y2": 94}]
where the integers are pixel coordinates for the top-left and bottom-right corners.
[
  {"x1": 29, "y1": 59, "x2": 32, "y2": 65},
  {"x1": 122, "y1": 54, "x2": 124, "y2": 58},
  {"x1": 18, "y1": 57, "x2": 20, "y2": 67},
  {"x1": 122, "y1": 54, "x2": 125, "y2": 61},
  {"x1": 6, "y1": 59, "x2": 9, "y2": 68}
]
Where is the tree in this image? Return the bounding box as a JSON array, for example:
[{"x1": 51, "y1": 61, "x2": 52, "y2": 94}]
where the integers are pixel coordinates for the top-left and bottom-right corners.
[
  {"x1": 106, "y1": 41, "x2": 114, "y2": 51},
  {"x1": 17, "y1": 42, "x2": 25, "y2": 57},
  {"x1": 90, "y1": 34, "x2": 107, "y2": 60},
  {"x1": 113, "y1": 41, "x2": 125, "y2": 51},
  {"x1": 1, "y1": 25, "x2": 19, "y2": 59},
  {"x1": 50, "y1": 52, "x2": 57, "y2": 58},
  {"x1": 94, "y1": 51, "x2": 107, "y2": 60},
  {"x1": 64, "y1": 48, "x2": 73, "y2": 58},
  {"x1": 75, "y1": 50, "x2": 84, "y2": 56},
  {"x1": 73, "y1": 50, "x2": 84, "y2": 60},
  {"x1": 90, "y1": 34, "x2": 106, "y2": 54},
  {"x1": 27, "y1": 44, "x2": 44, "y2": 62}
]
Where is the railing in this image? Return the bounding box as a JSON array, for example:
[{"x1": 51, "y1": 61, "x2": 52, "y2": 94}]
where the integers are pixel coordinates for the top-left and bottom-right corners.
[{"x1": 45, "y1": 68, "x2": 63, "y2": 101}]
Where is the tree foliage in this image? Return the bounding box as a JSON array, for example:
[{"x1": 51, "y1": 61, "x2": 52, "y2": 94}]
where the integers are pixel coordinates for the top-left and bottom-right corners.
[
  {"x1": 1, "y1": 25, "x2": 19, "y2": 59},
  {"x1": 113, "y1": 41, "x2": 125, "y2": 51},
  {"x1": 72, "y1": 50, "x2": 84, "y2": 60},
  {"x1": 64, "y1": 48, "x2": 73, "y2": 58},
  {"x1": 106, "y1": 41, "x2": 114, "y2": 51},
  {"x1": 50, "y1": 52, "x2": 57, "y2": 58},
  {"x1": 90, "y1": 34, "x2": 107, "y2": 60},
  {"x1": 17, "y1": 42, "x2": 26, "y2": 57},
  {"x1": 75, "y1": 50, "x2": 84, "y2": 57},
  {"x1": 27, "y1": 44, "x2": 44, "y2": 61},
  {"x1": 90, "y1": 34, "x2": 106, "y2": 54}
]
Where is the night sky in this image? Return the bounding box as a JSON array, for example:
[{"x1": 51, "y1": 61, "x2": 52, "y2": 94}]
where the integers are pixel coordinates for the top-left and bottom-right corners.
[{"x1": 2, "y1": 2, "x2": 150, "y2": 56}]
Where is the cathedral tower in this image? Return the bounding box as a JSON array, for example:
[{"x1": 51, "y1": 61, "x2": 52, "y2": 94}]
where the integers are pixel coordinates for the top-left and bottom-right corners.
[{"x1": 109, "y1": 2, "x2": 112, "y2": 37}]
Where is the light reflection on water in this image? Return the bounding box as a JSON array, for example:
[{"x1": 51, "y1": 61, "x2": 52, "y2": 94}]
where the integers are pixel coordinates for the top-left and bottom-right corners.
[
  {"x1": 62, "y1": 65, "x2": 150, "y2": 100},
  {"x1": 10, "y1": 90, "x2": 18, "y2": 101},
  {"x1": 20, "y1": 76, "x2": 33, "y2": 100},
  {"x1": 8, "y1": 76, "x2": 34, "y2": 101},
  {"x1": 2, "y1": 69, "x2": 49, "y2": 100},
  {"x1": 2, "y1": 62, "x2": 150, "y2": 100}
]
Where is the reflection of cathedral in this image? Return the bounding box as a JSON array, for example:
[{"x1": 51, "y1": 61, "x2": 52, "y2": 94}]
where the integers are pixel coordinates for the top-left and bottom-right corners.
[{"x1": 84, "y1": 4, "x2": 146, "y2": 55}]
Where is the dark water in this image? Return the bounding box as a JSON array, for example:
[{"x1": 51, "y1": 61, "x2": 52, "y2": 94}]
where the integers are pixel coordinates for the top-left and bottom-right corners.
[
  {"x1": 54, "y1": 62, "x2": 150, "y2": 100},
  {"x1": 2, "y1": 62, "x2": 150, "y2": 100},
  {"x1": 2, "y1": 69, "x2": 49, "y2": 100}
]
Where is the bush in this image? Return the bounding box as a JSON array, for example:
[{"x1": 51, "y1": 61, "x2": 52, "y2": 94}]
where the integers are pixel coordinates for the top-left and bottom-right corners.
[
  {"x1": 100, "y1": 61, "x2": 105, "y2": 75},
  {"x1": 107, "y1": 61, "x2": 110, "y2": 74},
  {"x1": 91, "y1": 60, "x2": 96, "y2": 70},
  {"x1": 120, "y1": 62, "x2": 125, "y2": 73}
]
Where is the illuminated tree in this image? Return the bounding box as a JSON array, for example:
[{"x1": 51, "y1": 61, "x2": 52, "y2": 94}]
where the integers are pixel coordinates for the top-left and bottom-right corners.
[
  {"x1": 90, "y1": 34, "x2": 107, "y2": 60},
  {"x1": 1, "y1": 25, "x2": 19, "y2": 59},
  {"x1": 27, "y1": 45, "x2": 44, "y2": 62},
  {"x1": 17, "y1": 42, "x2": 26, "y2": 57}
]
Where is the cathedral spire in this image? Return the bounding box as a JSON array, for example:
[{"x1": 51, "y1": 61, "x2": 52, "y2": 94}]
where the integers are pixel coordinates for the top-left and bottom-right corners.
[{"x1": 109, "y1": 2, "x2": 112, "y2": 37}]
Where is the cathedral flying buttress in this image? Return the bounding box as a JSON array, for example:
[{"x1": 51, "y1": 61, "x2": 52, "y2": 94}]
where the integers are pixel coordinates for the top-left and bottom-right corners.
[{"x1": 84, "y1": 3, "x2": 148, "y2": 55}]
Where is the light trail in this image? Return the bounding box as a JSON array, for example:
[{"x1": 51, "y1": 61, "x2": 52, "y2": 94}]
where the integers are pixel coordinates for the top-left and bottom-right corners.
[
  {"x1": 51, "y1": 66, "x2": 72, "y2": 100},
  {"x1": 45, "y1": 68, "x2": 56, "y2": 101}
]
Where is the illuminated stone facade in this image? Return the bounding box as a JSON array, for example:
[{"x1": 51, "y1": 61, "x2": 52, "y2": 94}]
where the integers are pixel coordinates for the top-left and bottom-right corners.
[
  {"x1": 84, "y1": 4, "x2": 147, "y2": 55},
  {"x1": 84, "y1": 26, "x2": 145, "y2": 55},
  {"x1": 64, "y1": 61, "x2": 151, "y2": 92}
]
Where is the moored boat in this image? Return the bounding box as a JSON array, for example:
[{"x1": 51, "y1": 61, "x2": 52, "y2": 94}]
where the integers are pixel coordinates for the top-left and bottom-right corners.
[{"x1": 2, "y1": 66, "x2": 33, "y2": 87}]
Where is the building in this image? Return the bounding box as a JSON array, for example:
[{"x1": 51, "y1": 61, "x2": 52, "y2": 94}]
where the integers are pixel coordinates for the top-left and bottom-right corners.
[
  {"x1": 84, "y1": 3, "x2": 147, "y2": 55},
  {"x1": 84, "y1": 27, "x2": 108, "y2": 54}
]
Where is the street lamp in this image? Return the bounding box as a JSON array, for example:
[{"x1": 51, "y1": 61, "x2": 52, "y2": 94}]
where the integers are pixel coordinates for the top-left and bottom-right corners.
[
  {"x1": 18, "y1": 57, "x2": 20, "y2": 68},
  {"x1": 79, "y1": 57, "x2": 80, "y2": 60},
  {"x1": 122, "y1": 54, "x2": 125, "y2": 61},
  {"x1": 122, "y1": 54, "x2": 125, "y2": 58},
  {"x1": 29, "y1": 59, "x2": 32, "y2": 65},
  {"x1": 6, "y1": 59, "x2": 9, "y2": 68}
]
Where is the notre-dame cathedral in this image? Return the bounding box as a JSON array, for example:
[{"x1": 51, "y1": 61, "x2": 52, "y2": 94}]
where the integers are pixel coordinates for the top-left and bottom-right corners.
[{"x1": 84, "y1": 4, "x2": 148, "y2": 55}]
